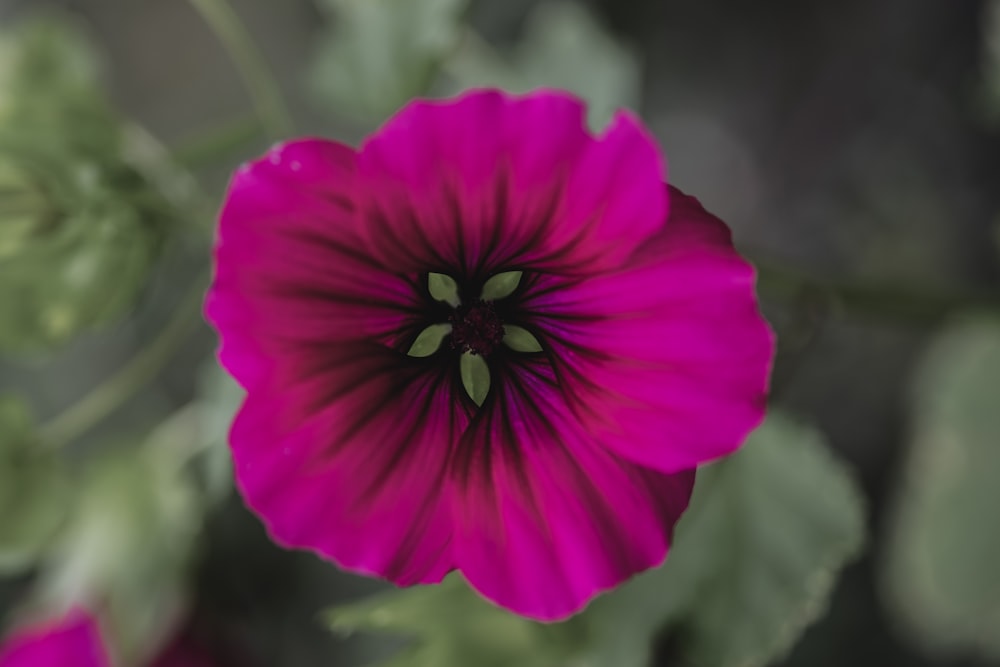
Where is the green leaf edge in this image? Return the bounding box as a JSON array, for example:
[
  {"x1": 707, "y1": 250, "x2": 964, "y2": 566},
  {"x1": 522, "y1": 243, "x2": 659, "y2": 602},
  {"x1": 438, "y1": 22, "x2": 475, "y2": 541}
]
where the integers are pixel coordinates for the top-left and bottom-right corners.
[{"x1": 721, "y1": 418, "x2": 868, "y2": 667}]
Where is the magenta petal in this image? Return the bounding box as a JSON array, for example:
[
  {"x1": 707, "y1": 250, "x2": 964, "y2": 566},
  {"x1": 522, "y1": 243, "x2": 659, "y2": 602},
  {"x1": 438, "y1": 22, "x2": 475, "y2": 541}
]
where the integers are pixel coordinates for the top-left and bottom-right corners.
[
  {"x1": 206, "y1": 138, "x2": 424, "y2": 391},
  {"x1": 355, "y1": 89, "x2": 665, "y2": 275},
  {"x1": 230, "y1": 344, "x2": 467, "y2": 585},
  {"x1": 206, "y1": 89, "x2": 774, "y2": 620},
  {"x1": 520, "y1": 186, "x2": 774, "y2": 473},
  {"x1": 0, "y1": 609, "x2": 110, "y2": 667},
  {"x1": 209, "y1": 139, "x2": 462, "y2": 585},
  {"x1": 450, "y1": 360, "x2": 695, "y2": 620}
]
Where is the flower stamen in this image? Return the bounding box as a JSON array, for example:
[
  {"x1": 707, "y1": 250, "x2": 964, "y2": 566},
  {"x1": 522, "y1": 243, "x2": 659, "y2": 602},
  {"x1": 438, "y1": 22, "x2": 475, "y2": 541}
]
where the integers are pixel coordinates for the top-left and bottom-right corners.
[{"x1": 449, "y1": 299, "x2": 504, "y2": 356}]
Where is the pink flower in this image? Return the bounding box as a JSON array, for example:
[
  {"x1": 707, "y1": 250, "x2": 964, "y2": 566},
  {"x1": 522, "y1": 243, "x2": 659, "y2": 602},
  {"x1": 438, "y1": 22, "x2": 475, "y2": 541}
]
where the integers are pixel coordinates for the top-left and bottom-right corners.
[
  {"x1": 0, "y1": 608, "x2": 110, "y2": 667},
  {"x1": 206, "y1": 89, "x2": 774, "y2": 620}
]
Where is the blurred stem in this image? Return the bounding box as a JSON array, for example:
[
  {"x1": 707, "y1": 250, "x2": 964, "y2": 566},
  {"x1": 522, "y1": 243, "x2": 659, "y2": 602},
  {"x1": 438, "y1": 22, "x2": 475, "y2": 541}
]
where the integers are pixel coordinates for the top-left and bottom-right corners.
[
  {"x1": 144, "y1": 404, "x2": 219, "y2": 476},
  {"x1": 188, "y1": 0, "x2": 293, "y2": 140},
  {"x1": 171, "y1": 114, "x2": 266, "y2": 169},
  {"x1": 755, "y1": 260, "x2": 1000, "y2": 323},
  {"x1": 123, "y1": 123, "x2": 209, "y2": 223},
  {"x1": 38, "y1": 275, "x2": 209, "y2": 450}
]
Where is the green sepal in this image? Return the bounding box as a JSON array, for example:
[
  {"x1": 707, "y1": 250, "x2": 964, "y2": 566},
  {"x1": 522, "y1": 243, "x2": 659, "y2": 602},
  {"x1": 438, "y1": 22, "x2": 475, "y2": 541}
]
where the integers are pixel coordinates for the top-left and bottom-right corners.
[
  {"x1": 408, "y1": 323, "x2": 453, "y2": 358},
  {"x1": 502, "y1": 325, "x2": 542, "y2": 353},
  {"x1": 481, "y1": 271, "x2": 523, "y2": 301},
  {"x1": 428, "y1": 272, "x2": 461, "y2": 307},
  {"x1": 460, "y1": 352, "x2": 490, "y2": 406}
]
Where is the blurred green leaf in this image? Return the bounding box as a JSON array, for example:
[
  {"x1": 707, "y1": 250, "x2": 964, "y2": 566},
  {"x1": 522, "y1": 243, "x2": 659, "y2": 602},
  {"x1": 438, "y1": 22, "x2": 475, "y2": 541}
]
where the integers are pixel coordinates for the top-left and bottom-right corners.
[
  {"x1": 583, "y1": 412, "x2": 866, "y2": 667},
  {"x1": 308, "y1": 0, "x2": 469, "y2": 122},
  {"x1": 196, "y1": 362, "x2": 244, "y2": 443},
  {"x1": 324, "y1": 412, "x2": 865, "y2": 667},
  {"x1": 881, "y1": 318, "x2": 1000, "y2": 658},
  {"x1": 0, "y1": 396, "x2": 71, "y2": 573},
  {"x1": 0, "y1": 18, "x2": 173, "y2": 353},
  {"x1": 190, "y1": 362, "x2": 243, "y2": 505},
  {"x1": 32, "y1": 444, "x2": 202, "y2": 665},
  {"x1": 443, "y1": 1, "x2": 641, "y2": 130},
  {"x1": 326, "y1": 574, "x2": 581, "y2": 667}
]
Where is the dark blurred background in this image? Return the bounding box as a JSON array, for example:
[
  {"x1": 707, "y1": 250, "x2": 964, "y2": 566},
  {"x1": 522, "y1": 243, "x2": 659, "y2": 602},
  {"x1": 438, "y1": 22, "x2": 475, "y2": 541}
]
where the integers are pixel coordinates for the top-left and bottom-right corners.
[{"x1": 1, "y1": 1, "x2": 998, "y2": 666}]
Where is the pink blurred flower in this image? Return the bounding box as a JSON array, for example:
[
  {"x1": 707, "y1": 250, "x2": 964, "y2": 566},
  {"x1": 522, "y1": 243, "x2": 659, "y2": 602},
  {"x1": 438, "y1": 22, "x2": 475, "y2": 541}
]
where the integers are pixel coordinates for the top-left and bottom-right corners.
[
  {"x1": 0, "y1": 608, "x2": 110, "y2": 667},
  {"x1": 0, "y1": 610, "x2": 233, "y2": 667},
  {"x1": 206, "y1": 89, "x2": 774, "y2": 620}
]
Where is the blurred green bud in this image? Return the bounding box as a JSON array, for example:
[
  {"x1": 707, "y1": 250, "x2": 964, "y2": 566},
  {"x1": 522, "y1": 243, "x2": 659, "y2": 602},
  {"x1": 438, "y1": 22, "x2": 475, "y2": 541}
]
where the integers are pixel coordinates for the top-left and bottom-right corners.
[
  {"x1": 0, "y1": 396, "x2": 71, "y2": 573},
  {"x1": 0, "y1": 18, "x2": 173, "y2": 353},
  {"x1": 0, "y1": 16, "x2": 113, "y2": 152},
  {"x1": 0, "y1": 182, "x2": 166, "y2": 351},
  {"x1": 0, "y1": 155, "x2": 53, "y2": 259}
]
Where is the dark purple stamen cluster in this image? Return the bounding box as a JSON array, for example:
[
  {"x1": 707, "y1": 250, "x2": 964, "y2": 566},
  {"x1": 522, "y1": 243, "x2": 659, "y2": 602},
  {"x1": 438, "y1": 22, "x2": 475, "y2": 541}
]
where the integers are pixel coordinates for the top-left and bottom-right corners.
[{"x1": 449, "y1": 299, "x2": 505, "y2": 356}]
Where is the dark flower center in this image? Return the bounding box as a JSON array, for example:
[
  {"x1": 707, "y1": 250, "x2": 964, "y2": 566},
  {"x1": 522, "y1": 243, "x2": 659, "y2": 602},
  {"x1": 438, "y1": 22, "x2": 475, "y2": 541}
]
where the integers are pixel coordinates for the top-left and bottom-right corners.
[{"x1": 449, "y1": 299, "x2": 505, "y2": 356}]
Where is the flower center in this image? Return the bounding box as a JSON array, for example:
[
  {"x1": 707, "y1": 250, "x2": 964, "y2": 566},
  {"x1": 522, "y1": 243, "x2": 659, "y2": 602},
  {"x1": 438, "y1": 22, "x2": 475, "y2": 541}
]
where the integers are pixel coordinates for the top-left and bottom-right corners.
[{"x1": 449, "y1": 299, "x2": 504, "y2": 356}]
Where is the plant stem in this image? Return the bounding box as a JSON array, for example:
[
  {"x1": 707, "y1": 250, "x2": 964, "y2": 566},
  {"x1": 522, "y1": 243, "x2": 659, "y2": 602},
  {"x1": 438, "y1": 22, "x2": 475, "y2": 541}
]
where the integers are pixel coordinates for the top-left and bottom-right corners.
[
  {"x1": 188, "y1": 0, "x2": 293, "y2": 140},
  {"x1": 38, "y1": 275, "x2": 209, "y2": 449}
]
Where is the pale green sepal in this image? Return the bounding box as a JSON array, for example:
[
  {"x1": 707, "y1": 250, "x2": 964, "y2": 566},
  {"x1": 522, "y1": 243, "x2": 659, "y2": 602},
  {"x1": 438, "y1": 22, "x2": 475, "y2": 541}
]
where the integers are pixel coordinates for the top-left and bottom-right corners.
[
  {"x1": 460, "y1": 352, "x2": 490, "y2": 406},
  {"x1": 481, "y1": 271, "x2": 522, "y2": 301},
  {"x1": 428, "y1": 272, "x2": 460, "y2": 307},
  {"x1": 407, "y1": 323, "x2": 452, "y2": 358},
  {"x1": 503, "y1": 325, "x2": 542, "y2": 353}
]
